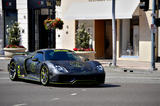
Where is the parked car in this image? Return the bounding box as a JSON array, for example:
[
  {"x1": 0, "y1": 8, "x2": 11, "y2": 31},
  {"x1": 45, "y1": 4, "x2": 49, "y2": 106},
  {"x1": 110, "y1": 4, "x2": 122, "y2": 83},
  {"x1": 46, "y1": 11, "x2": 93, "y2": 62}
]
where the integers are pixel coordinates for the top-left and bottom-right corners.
[{"x1": 8, "y1": 49, "x2": 105, "y2": 86}]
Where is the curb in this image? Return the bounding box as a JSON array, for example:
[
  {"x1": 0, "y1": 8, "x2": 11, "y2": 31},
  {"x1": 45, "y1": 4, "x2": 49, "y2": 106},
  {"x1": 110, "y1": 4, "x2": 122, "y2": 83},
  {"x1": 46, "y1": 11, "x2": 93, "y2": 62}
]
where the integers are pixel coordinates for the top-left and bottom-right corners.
[{"x1": 104, "y1": 66, "x2": 160, "y2": 74}]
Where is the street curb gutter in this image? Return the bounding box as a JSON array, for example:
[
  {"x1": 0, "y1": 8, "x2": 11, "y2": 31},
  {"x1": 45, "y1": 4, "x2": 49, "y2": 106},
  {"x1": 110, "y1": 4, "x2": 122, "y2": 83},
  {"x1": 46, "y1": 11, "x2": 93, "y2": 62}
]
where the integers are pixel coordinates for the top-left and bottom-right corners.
[{"x1": 104, "y1": 66, "x2": 160, "y2": 74}]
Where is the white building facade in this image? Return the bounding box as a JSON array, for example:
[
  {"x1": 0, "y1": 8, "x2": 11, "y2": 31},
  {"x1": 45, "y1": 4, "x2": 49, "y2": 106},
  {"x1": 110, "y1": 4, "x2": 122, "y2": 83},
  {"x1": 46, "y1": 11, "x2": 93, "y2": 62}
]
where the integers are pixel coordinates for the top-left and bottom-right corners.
[
  {"x1": 0, "y1": 0, "x2": 160, "y2": 62},
  {"x1": 17, "y1": 0, "x2": 29, "y2": 51},
  {"x1": 58, "y1": 0, "x2": 159, "y2": 62}
]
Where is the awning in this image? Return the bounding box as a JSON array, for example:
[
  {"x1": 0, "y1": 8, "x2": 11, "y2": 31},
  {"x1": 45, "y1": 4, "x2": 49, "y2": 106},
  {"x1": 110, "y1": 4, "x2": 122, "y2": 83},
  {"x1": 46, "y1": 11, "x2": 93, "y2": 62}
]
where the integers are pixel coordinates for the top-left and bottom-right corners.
[{"x1": 63, "y1": 0, "x2": 139, "y2": 20}]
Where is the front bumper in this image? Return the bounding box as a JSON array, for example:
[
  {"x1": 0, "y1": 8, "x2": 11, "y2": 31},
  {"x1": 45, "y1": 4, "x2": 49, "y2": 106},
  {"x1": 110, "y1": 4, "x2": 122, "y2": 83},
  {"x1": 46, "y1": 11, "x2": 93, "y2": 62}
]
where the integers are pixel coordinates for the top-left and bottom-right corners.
[{"x1": 49, "y1": 73, "x2": 105, "y2": 85}]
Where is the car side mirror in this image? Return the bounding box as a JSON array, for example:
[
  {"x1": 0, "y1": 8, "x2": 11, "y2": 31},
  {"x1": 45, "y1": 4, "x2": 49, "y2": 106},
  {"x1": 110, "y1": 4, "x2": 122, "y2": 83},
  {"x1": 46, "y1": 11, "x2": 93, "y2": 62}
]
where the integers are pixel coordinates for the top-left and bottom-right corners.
[{"x1": 32, "y1": 58, "x2": 39, "y2": 62}]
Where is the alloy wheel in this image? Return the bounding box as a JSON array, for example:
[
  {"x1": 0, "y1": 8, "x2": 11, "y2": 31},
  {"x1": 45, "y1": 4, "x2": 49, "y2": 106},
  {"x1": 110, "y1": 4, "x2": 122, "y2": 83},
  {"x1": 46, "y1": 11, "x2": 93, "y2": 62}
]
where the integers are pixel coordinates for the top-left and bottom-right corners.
[
  {"x1": 40, "y1": 66, "x2": 49, "y2": 86},
  {"x1": 9, "y1": 62, "x2": 17, "y2": 81}
]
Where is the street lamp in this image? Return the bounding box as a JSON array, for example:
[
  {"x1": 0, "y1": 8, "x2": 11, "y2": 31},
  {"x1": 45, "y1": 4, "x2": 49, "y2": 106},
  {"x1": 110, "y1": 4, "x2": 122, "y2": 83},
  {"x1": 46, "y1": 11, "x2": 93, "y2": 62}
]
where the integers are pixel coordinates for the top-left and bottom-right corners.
[{"x1": 151, "y1": 0, "x2": 156, "y2": 71}]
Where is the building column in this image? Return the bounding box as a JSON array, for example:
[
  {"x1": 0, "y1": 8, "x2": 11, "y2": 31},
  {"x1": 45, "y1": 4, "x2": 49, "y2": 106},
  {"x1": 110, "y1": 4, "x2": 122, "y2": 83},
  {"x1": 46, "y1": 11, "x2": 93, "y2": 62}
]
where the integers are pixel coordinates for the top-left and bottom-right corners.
[
  {"x1": 56, "y1": 6, "x2": 63, "y2": 49},
  {"x1": 0, "y1": 0, "x2": 4, "y2": 52},
  {"x1": 158, "y1": 8, "x2": 160, "y2": 58},
  {"x1": 17, "y1": 0, "x2": 29, "y2": 51}
]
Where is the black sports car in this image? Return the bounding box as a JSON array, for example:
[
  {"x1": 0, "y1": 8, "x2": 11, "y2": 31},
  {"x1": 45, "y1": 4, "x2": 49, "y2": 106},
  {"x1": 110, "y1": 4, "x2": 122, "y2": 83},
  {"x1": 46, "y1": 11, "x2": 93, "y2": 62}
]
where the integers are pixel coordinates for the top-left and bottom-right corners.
[{"x1": 8, "y1": 49, "x2": 105, "y2": 86}]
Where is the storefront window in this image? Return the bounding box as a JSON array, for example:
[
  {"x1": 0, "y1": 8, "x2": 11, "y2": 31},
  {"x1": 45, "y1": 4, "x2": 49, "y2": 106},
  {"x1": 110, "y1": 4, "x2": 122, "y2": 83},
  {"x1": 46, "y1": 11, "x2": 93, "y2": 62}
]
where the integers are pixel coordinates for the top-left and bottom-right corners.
[
  {"x1": 76, "y1": 20, "x2": 94, "y2": 50},
  {"x1": 120, "y1": 17, "x2": 139, "y2": 56},
  {"x1": 4, "y1": 10, "x2": 17, "y2": 46}
]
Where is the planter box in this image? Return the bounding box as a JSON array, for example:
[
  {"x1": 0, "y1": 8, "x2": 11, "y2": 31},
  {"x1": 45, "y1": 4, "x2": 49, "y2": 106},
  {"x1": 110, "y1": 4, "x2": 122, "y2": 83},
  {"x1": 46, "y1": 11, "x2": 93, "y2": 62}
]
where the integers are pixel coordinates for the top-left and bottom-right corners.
[
  {"x1": 4, "y1": 48, "x2": 26, "y2": 57},
  {"x1": 75, "y1": 51, "x2": 96, "y2": 60}
]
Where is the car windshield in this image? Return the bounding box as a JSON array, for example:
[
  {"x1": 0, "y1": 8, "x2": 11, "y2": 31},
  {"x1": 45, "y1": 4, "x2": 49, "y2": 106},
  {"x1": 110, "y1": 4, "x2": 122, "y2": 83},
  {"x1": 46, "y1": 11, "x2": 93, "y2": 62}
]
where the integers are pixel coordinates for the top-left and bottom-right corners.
[{"x1": 45, "y1": 50, "x2": 80, "y2": 61}]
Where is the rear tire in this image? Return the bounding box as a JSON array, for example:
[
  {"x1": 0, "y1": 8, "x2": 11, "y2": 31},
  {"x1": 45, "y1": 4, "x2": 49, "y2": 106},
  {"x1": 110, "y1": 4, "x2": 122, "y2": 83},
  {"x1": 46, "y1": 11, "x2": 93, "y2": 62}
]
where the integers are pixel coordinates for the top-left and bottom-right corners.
[
  {"x1": 40, "y1": 65, "x2": 49, "y2": 86},
  {"x1": 9, "y1": 61, "x2": 18, "y2": 81}
]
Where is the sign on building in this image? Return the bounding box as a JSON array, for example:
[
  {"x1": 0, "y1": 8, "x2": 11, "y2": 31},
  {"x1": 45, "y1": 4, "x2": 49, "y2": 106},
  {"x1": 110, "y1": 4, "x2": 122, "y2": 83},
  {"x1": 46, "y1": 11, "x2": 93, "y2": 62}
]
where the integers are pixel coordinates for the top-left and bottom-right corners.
[
  {"x1": 28, "y1": 0, "x2": 54, "y2": 9},
  {"x1": 2, "y1": 0, "x2": 16, "y2": 10}
]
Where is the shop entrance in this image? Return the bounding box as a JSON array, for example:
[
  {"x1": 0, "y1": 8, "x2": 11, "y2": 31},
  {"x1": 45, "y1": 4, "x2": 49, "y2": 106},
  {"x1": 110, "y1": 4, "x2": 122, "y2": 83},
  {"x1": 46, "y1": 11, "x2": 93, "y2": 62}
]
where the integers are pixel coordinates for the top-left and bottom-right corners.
[
  {"x1": 39, "y1": 15, "x2": 49, "y2": 49},
  {"x1": 28, "y1": 9, "x2": 55, "y2": 51},
  {"x1": 95, "y1": 20, "x2": 112, "y2": 59},
  {"x1": 104, "y1": 20, "x2": 112, "y2": 59}
]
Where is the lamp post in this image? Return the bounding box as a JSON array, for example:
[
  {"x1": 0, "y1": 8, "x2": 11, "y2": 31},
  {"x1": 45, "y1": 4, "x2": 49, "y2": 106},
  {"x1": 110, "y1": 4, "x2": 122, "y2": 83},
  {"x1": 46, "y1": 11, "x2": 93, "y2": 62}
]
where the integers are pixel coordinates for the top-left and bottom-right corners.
[
  {"x1": 151, "y1": 0, "x2": 156, "y2": 71},
  {"x1": 112, "y1": 0, "x2": 117, "y2": 67}
]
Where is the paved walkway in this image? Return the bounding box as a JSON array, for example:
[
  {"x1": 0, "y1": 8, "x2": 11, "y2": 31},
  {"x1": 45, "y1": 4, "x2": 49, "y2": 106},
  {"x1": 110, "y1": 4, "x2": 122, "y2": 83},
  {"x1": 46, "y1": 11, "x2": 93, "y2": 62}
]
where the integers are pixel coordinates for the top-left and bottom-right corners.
[
  {"x1": 0, "y1": 56, "x2": 11, "y2": 71},
  {"x1": 96, "y1": 59, "x2": 160, "y2": 72}
]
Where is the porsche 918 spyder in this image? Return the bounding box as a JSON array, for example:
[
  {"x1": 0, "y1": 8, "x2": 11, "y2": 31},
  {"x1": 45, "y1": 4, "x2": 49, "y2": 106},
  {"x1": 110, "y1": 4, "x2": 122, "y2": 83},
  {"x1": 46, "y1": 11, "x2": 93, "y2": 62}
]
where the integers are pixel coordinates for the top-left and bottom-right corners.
[{"x1": 8, "y1": 49, "x2": 105, "y2": 86}]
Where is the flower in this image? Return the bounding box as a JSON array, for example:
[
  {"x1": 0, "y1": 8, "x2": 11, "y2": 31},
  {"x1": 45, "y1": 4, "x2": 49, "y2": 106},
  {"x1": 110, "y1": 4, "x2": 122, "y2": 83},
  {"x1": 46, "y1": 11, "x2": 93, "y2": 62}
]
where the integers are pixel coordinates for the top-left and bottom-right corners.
[
  {"x1": 44, "y1": 18, "x2": 64, "y2": 30},
  {"x1": 73, "y1": 48, "x2": 78, "y2": 51},
  {"x1": 5, "y1": 45, "x2": 25, "y2": 48},
  {"x1": 73, "y1": 48, "x2": 94, "y2": 51},
  {"x1": 44, "y1": 18, "x2": 54, "y2": 30}
]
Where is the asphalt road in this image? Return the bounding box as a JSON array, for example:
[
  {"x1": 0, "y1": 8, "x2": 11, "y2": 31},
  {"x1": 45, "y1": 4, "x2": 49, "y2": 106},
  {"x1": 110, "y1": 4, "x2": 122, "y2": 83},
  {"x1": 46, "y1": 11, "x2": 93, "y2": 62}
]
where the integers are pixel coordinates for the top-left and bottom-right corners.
[{"x1": 0, "y1": 71, "x2": 160, "y2": 106}]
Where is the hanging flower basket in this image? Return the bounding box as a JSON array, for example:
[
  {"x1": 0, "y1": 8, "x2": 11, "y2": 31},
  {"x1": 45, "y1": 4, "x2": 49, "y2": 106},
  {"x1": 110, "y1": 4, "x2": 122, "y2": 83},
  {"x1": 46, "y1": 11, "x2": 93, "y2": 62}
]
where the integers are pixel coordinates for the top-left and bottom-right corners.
[{"x1": 44, "y1": 18, "x2": 64, "y2": 30}]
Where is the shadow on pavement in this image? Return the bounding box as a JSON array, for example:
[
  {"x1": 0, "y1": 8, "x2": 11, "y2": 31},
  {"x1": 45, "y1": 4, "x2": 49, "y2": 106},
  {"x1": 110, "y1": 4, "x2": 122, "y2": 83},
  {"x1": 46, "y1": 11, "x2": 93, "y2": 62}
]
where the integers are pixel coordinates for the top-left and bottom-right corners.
[
  {"x1": 18, "y1": 79, "x2": 41, "y2": 85},
  {"x1": 49, "y1": 83, "x2": 121, "y2": 88},
  {"x1": 100, "y1": 84, "x2": 121, "y2": 88}
]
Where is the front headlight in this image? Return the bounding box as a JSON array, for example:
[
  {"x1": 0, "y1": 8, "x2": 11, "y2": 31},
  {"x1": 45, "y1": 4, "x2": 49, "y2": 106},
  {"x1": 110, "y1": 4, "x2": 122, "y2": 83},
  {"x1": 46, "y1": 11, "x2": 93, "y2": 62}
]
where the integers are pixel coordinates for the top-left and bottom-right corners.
[
  {"x1": 55, "y1": 65, "x2": 68, "y2": 73},
  {"x1": 96, "y1": 65, "x2": 104, "y2": 72}
]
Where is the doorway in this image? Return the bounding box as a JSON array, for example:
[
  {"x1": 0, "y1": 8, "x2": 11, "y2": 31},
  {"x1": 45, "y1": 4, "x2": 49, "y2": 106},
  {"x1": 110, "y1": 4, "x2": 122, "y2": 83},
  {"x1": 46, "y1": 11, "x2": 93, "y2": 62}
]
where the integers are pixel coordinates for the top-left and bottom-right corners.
[
  {"x1": 28, "y1": 9, "x2": 56, "y2": 51},
  {"x1": 104, "y1": 20, "x2": 112, "y2": 59},
  {"x1": 39, "y1": 15, "x2": 56, "y2": 49},
  {"x1": 95, "y1": 20, "x2": 105, "y2": 59},
  {"x1": 39, "y1": 15, "x2": 49, "y2": 49},
  {"x1": 95, "y1": 20, "x2": 112, "y2": 59}
]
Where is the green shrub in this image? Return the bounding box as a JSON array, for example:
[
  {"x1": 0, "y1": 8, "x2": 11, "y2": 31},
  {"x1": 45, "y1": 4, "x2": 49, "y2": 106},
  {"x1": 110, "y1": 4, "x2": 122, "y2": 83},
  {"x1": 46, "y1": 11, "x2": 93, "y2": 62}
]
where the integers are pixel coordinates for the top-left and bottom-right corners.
[{"x1": 76, "y1": 24, "x2": 90, "y2": 49}]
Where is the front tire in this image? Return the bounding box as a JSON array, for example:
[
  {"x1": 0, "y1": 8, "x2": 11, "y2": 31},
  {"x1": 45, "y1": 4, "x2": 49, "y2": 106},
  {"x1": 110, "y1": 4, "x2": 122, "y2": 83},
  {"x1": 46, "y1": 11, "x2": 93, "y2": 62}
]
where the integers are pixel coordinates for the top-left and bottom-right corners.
[
  {"x1": 9, "y1": 61, "x2": 18, "y2": 81},
  {"x1": 40, "y1": 65, "x2": 49, "y2": 86}
]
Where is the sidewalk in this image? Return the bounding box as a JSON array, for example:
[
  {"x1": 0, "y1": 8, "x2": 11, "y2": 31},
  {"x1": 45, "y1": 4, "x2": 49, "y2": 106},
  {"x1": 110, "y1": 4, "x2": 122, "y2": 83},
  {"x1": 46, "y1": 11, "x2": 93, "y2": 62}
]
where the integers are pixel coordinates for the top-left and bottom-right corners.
[
  {"x1": 96, "y1": 59, "x2": 160, "y2": 73},
  {"x1": 0, "y1": 56, "x2": 11, "y2": 71}
]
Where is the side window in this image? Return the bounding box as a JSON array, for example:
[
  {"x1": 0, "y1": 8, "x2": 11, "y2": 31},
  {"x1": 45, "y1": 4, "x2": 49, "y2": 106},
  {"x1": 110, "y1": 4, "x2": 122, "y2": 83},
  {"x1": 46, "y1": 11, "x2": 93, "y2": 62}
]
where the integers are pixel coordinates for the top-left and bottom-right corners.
[{"x1": 33, "y1": 52, "x2": 44, "y2": 61}]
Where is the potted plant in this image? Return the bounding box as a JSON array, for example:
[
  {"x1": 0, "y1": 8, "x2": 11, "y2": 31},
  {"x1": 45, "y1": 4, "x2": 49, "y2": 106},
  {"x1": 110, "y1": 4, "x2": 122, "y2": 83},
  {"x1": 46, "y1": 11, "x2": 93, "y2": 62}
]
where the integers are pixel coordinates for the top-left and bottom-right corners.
[
  {"x1": 73, "y1": 24, "x2": 95, "y2": 60},
  {"x1": 4, "y1": 22, "x2": 26, "y2": 57}
]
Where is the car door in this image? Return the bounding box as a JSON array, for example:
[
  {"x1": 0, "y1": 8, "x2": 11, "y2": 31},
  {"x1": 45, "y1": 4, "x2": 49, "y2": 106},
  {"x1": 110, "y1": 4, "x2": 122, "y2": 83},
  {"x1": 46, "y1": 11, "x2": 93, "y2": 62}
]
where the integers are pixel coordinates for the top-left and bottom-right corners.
[{"x1": 26, "y1": 52, "x2": 44, "y2": 76}]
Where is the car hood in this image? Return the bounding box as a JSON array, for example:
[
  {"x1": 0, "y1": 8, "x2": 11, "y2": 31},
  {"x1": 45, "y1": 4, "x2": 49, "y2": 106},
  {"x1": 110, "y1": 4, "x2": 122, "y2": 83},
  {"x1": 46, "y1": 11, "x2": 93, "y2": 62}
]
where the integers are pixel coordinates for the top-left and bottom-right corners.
[{"x1": 48, "y1": 61, "x2": 95, "y2": 73}]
